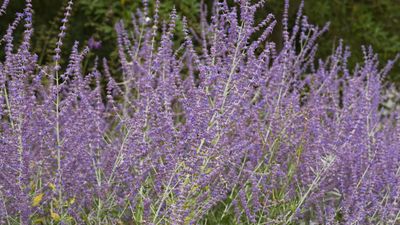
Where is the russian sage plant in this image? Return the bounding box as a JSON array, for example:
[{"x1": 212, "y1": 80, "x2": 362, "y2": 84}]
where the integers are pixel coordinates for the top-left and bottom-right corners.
[{"x1": 0, "y1": 0, "x2": 399, "y2": 224}]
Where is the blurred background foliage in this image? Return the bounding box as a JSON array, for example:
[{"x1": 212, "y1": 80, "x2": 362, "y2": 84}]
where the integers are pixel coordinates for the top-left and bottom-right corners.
[{"x1": 0, "y1": 0, "x2": 399, "y2": 82}]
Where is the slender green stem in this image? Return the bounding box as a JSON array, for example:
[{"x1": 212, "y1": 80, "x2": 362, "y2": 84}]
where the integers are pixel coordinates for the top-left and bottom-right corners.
[
  {"x1": 54, "y1": 61, "x2": 63, "y2": 217},
  {"x1": 3, "y1": 87, "x2": 14, "y2": 129}
]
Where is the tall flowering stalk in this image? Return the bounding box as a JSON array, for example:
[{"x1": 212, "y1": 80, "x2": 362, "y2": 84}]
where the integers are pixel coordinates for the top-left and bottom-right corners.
[
  {"x1": 0, "y1": 0, "x2": 10, "y2": 16},
  {"x1": 0, "y1": 0, "x2": 399, "y2": 224},
  {"x1": 51, "y1": 0, "x2": 74, "y2": 218}
]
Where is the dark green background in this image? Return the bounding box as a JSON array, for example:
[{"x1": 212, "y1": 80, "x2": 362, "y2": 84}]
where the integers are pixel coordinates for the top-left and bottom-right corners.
[{"x1": 1, "y1": 0, "x2": 399, "y2": 82}]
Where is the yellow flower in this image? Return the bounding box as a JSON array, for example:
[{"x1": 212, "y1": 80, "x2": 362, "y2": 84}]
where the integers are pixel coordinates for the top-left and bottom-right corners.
[
  {"x1": 69, "y1": 197, "x2": 75, "y2": 205},
  {"x1": 32, "y1": 193, "x2": 44, "y2": 207},
  {"x1": 50, "y1": 210, "x2": 60, "y2": 222},
  {"x1": 48, "y1": 183, "x2": 56, "y2": 191}
]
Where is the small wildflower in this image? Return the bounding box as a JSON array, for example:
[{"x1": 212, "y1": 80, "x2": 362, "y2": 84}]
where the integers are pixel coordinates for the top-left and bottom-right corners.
[{"x1": 32, "y1": 193, "x2": 44, "y2": 207}]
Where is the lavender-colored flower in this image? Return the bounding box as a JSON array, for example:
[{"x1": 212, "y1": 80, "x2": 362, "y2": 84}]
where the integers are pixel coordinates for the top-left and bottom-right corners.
[
  {"x1": 0, "y1": 0, "x2": 10, "y2": 16},
  {"x1": 88, "y1": 36, "x2": 102, "y2": 50},
  {"x1": 0, "y1": 0, "x2": 399, "y2": 224}
]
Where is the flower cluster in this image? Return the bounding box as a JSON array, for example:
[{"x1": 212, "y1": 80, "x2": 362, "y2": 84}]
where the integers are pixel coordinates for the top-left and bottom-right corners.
[{"x1": 0, "y1": 0, "x2": 399, "y2": 224}]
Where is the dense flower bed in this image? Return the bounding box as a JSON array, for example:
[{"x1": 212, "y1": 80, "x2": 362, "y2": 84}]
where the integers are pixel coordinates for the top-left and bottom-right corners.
[{"x1": 0, "y1": 0, "x2": 399, "y2": 224}]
